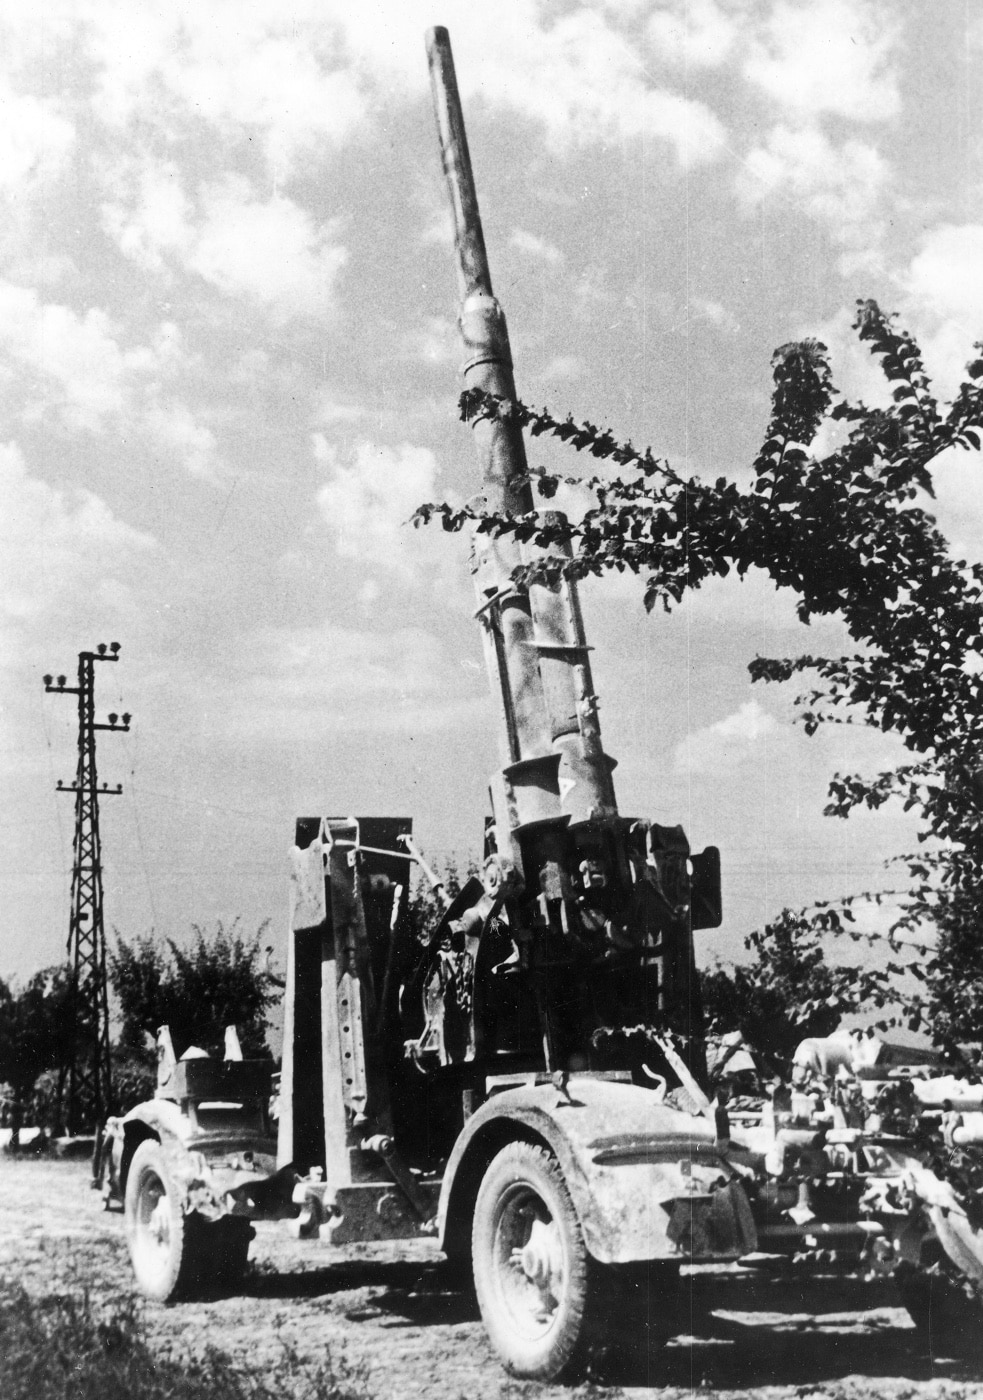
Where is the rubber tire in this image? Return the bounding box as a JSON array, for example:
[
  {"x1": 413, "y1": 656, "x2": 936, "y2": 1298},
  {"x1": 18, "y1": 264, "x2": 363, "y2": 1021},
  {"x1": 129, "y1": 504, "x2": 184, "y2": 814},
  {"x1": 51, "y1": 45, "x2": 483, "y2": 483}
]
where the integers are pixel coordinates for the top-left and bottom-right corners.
[
  {"x1": 472, "y1": 1142, "x2": 593, "y2": 1381},
  {"x1": 896, "y1": 1263, "x2": 983, "y2": 1362},
  {"x1": 125, "y1": 1139, "x2": 205, "y2": 1302},
  {"x1": 204, "y1": 1218, "x2": 252, "y2": 1289},
  {"x1": 601, "y1": 1260, "x2": 680, "y2": 1372}
]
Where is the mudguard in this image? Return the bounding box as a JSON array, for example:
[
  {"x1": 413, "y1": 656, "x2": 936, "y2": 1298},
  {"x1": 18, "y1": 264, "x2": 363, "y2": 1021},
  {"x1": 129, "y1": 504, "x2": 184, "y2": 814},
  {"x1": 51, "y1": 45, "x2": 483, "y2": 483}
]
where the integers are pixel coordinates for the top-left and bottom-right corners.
[
  {"x1": 121, "y1": 1097, "x2": 197, "y2": 1146},
  {"x1": 107, "y1": 1100, "x2": 283, "y2": 1219},
  {"x1": 438, "y1": 1076, "x2": 756, "y2": 1265}
]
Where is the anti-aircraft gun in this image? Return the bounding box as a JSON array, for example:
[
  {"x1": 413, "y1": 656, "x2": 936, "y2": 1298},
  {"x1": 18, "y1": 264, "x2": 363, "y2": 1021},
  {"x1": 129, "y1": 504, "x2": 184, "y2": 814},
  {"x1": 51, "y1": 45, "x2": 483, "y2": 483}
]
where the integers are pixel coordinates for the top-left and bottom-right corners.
[
  {"x1": 101, "y1": 28, "x2": 743, "y2": 1380},
  {"x1": 102, "y1": 27, "x2": 983, "y2": 1381},
  {"x1": 414, "y1": 28, "x2": 722, "y2": 1088}
]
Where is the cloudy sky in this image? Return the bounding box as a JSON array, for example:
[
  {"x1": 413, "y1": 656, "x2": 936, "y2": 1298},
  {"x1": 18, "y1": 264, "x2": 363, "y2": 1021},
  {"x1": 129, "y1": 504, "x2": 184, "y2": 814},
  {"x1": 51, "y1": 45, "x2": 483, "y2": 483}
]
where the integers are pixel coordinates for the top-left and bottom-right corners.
[{"x1": 3, "y1": 0, "x2": 983, "y2": 984}]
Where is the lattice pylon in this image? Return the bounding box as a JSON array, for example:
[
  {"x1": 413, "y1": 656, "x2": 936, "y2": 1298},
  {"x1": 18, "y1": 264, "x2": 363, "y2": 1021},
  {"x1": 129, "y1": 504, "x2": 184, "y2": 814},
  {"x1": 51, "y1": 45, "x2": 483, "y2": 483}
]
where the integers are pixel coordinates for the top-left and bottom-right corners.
[{"x1": 44, "y1": 645, "x2": 130, "y2": 1135}]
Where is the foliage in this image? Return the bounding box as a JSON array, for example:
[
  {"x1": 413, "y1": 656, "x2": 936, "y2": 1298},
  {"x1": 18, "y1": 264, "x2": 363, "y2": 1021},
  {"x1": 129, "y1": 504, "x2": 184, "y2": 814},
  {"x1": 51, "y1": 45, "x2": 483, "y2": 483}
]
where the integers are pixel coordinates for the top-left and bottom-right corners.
[
  {"x1": 30, "y1": 1070, "x2": 67, "y2": 1134},
  {"x1": 404, "y1": 857, "x2": 479, "y2": 947},
  {"x1": 109, "y1": 1049, "x2": 157, "y2": 1116},
  {"x1": 109, "y1": 920, "x2": 277, "y2": 1065},
  {"x1": 0, "y1": 966, "x2": 74, "y2": 1130},
  {"x1": 700, "y1": 909, "x2": 897, "y2": 1071},
  {"x1": 415, "y1": 300, "x2": 983, "y2": 1047},
  {"x1": 0, "y1": 1280, "x2": 370, "y2": 1400}
]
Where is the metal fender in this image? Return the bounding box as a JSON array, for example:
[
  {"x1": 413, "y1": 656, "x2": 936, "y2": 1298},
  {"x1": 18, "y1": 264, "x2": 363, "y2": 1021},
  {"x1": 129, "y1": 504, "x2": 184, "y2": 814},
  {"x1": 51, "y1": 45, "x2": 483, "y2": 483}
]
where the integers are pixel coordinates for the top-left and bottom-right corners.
[
  {"x1": 118, "y1": 1098, "x2": 277, "y2": 1163},
  {"x1": 121, "y1": 1098, "x2": 195, "y2": 1145},
  {"x1": 438, "y1": 1076, "x2": 756, "y2": 1265},
  {"x1": 114, "y1": 1101, "x2": 283, "y2": 1220}
]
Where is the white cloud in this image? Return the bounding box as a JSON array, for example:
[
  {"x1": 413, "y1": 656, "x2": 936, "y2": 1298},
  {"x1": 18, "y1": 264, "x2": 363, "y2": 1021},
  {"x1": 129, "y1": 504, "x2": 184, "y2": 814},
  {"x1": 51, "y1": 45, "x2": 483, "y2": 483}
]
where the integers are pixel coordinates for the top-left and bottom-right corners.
[
  {"x1": 809, "y1": 294, "x2": 983, "y2": 518},
  {"x1": 359, "y1": 578, "x2": 381, "y2": 608},
  {"x1": 340, "y1": 1, "x2": 726, "y2": 165},
  {"x1": 102, "y1": 160, "x2": 192, "y2": 273},
  {"x1": 0, "y1": 282, "x2": 221, "y2": 476},
  {"x1": 314, "y1": 394, "x2": 366, "y2": 426},
  {"x1": 0, "y1": 441, "x2": 154, "y2": 633},
  {"x1": 744, "y1": 0, "x2": 901, "y2": 124},
  {"x1": 860, "y1": 223, "x2": 983, "y2": 558},
  {"x1": 0, "y1": 81, "x2": 74, "y2": 193},
  {"x1": 249, "y1": 621, "x2": 444, "y2": 702},
  {"x1": 738, "y1": 125, "x2": 888, "y2": 257},
  {"x1": 191, "y1": 181, "x2": 347, "y2": 317},
  {"x1": 646, "y1": 0, "x2": 738, "y2": 69},
  {"x1": 55, "y1": 1, "x2": 729, "y2": 183},
  {"x1": 407, "y1": 316, "x2": 458, "y2": 365},
  {"x1": 925, "y1": 444, "x2": 983, "y2": 570},
  {"x1": 0, "y1": 285, "x2": 127, "y2": 430},
  {"x1": 420, "y1": 209, "x2": 454, "y2": 249},
  {"x1": 688, "y1": 296, "x2": 739, "y2": 334},
  {"x1": 892, "y1": 225, "x2": 983, "y2": 396},
  {"x1": 808, "y1": 305, "x2": 892, "y2": 416},
  {"x1": 104, "y1": 170, "x2": 348, "y2": 320},
  {"x1": 538, "y1": 355, "x2": 584, "y2": 384},
  {"x1": 492, "y1": 9, "x2": 725, "y2": 164},
  {"x1": 675, "y1": 699, "x2": 777, "y2": 775},
  {"x1": 907, "y1": 225, "x2": 983, "y2": 329},
  {"x1": 313, "y1": 437, "x2": 439, "y2": 579},
  {"x1": 142, "y1": 401, "x2": 218, "y2": 479},
  {"x1": 727, "y1": 2, "x2": 899, "y2": 266},
  {"x1": 224, "y1": 617, "x2": 485, "y2": 737},
  {"x1": 509, "y1": 228, "x2": 564, "y2": 266},
  {"x1": 88, "y1": 5, "x2": 366, "y2": 181}
]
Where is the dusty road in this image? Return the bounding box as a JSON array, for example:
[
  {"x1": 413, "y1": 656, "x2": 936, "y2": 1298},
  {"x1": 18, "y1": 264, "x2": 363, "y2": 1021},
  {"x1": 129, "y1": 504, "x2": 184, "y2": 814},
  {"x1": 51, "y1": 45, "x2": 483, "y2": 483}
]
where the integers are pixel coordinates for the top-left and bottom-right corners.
[{"x1": 1, "y1": 1155, "x2": 981, "y2": 1400}]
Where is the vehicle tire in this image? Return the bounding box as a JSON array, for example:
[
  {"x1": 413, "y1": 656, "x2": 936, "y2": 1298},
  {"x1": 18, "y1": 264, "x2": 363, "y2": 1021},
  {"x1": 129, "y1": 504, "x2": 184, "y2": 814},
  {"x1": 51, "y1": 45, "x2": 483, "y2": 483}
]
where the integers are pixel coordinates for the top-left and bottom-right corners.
[
  {"x1": 603, "y1": 1260, "x2": 680, "y2": 1357},
  {"x1": 125, "y1": 1139, "x2": 205, "y2": 1302},
  {"x1": 472, "y1": 1141, "x2": 595, "y2": 1381},
  {"x1": 896, "y1": 1262, "x2": 983, "y2": 1361},
  {"x1": 204, "y1": 1218, "x2": 252, "y2": 1289}
]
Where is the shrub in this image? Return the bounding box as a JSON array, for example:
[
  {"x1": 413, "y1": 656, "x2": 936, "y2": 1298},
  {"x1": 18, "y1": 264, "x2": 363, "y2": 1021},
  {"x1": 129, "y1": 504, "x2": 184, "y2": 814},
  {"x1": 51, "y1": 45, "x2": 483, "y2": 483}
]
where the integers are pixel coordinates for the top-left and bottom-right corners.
[
  {"x1": 110, "y1": 920, "x2": 278, "y2": 1066},
  {"x1": 0, "y1": 1281, "x2": 370, "y2": 1400}
]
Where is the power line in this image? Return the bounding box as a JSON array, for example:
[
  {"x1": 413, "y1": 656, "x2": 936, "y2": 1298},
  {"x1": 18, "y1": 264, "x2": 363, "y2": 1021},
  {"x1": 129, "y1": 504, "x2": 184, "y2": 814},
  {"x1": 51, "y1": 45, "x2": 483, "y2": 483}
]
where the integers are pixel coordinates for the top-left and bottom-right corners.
[{"x1": 119, "y1": 728, "x2": 160, "y2": 933}]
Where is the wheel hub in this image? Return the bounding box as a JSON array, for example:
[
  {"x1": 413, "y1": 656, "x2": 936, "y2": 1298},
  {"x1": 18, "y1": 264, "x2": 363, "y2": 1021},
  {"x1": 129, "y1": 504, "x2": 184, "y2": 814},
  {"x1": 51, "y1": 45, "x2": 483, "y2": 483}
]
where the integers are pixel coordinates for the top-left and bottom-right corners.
[
  {"x1": 515, "y1": 1217, "x2": 563, "y2": 1294},
  {"x1": 147, "y1": 1196, "x2": 170, "y2": 1248},
  {"x1": 500, "y1": 1203, "x2": 566, "y2": 1331}
]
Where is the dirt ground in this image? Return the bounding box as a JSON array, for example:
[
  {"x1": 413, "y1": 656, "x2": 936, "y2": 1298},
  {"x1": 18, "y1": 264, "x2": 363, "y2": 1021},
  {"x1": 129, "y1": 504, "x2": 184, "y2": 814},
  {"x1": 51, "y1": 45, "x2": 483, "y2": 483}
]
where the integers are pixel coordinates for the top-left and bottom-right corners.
[{"x1": 1, "y1": 1156, "x2": 982, "y2": 1400}]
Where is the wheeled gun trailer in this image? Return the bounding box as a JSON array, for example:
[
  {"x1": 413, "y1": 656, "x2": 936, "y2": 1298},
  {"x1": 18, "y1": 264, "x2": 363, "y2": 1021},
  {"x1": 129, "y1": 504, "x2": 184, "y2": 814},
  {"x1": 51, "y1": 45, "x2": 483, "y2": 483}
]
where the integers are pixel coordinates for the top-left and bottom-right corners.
[{"x1": 100, "y1": 26, "x2": 983, "y2": 1381}]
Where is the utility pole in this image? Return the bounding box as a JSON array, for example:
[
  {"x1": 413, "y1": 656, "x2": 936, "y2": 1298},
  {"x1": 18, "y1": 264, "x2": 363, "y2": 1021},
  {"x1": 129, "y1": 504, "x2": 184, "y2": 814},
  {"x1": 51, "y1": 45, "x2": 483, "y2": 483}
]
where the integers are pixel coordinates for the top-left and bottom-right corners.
[{"x1": 43, "y1": 643, "x2": 131, "y2": 1136}]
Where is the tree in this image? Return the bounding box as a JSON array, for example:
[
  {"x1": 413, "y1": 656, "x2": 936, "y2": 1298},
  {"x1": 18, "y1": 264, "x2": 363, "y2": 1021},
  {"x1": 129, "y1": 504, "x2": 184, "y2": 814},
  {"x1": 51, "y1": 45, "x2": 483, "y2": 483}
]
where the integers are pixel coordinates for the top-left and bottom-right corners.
[
  {"x1": 700, "y1": 910, "x2": 895, "y2": 1073},
  {"x1": 404, "y1": 857, "x2": 479, "y2": 946},
  {"x1": 0, "y1": 966, "x2": 75, "y2": 1135},
  {"x1": 109, "y1": 920, "x2": 278, "y2": 1074},
  {"x1": 415, "y1": 301, "x2": 983, "y2": 1050}
]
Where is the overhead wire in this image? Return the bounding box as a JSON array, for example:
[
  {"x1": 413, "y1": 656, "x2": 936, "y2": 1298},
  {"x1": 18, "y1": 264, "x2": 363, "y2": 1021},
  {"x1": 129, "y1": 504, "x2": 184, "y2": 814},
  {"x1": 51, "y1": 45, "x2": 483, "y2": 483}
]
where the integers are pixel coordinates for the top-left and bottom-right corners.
[
  {"x1": 38, "y1": 686, "x2": 70, "y2": 891},
  {"x1": 119, "y1": 711, "x2": 160, "y2": 933}
]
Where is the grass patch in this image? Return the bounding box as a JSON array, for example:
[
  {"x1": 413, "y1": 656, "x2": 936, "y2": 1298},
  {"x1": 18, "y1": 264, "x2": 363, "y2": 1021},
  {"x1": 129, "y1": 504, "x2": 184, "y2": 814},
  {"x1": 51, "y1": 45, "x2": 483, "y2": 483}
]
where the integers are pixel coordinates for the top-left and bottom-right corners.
[{"x1": 0, "y1": 1281, "x2": 370, "y2": 1400}]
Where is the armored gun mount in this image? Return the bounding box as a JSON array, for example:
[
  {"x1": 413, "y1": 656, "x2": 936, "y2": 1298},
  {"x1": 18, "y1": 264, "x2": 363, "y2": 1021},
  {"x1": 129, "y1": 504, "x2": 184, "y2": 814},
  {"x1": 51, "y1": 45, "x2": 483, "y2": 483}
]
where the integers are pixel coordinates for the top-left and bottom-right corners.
[{"x1": 418, "y1": 23, "x2": 721, "y2": 1092}]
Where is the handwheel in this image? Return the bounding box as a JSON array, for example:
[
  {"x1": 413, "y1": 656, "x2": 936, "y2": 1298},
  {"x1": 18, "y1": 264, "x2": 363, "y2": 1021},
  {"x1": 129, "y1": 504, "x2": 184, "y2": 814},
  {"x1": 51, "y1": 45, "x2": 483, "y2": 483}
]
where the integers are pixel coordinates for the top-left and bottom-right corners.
[{"x1": 471, "y1": 1141, "x2": 592, "y2": 1381}]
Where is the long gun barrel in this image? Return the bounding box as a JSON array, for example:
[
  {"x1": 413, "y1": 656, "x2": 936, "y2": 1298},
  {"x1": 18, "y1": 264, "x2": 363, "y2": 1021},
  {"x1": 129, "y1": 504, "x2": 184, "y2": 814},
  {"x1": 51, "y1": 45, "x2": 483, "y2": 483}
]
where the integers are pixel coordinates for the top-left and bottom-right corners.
[
  {"x1": 425, "y1": 30, "x2": 492, "y2": 304},
  {"x1": 427, "y1": 28, "x2": 618, "y2": 890},
  {"x1": 427, "y1": 30, "x2": 713, "y2": 1074}
]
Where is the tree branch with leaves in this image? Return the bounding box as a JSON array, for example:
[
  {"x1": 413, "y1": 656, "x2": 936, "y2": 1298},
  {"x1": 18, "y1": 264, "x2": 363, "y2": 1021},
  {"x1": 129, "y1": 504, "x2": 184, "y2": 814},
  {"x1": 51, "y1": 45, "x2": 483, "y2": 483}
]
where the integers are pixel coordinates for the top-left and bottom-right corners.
[{"x1": 416, "y1": 299, "x2": 983, "y2": 1052}]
